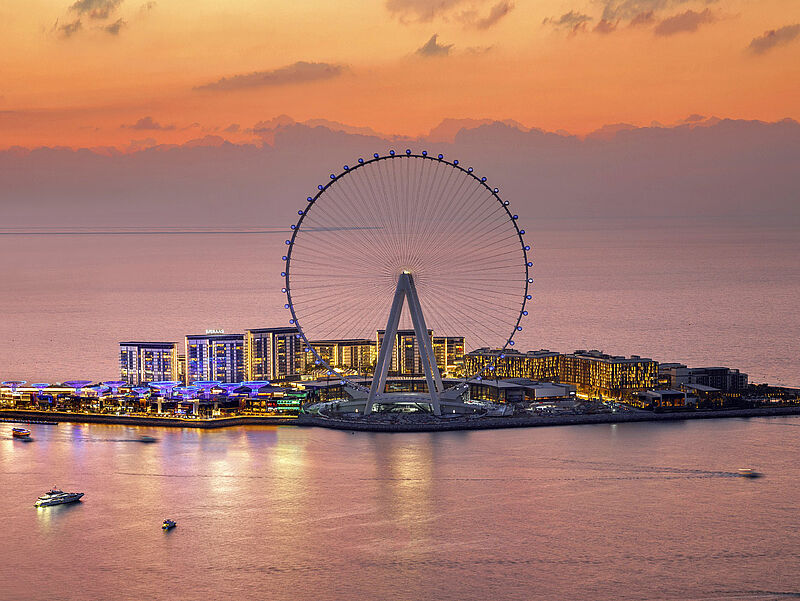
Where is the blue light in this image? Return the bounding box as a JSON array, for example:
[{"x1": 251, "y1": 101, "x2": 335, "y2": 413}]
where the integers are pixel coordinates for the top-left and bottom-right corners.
[
  {"x1": 307, "y1": 197, "x2": 312, "y2": 201},
  {"x1": 524, "y1": 245, "x2": 530, "y2": 251},
  {"x1": 520, "y1": 229, "x2": 526, "y2": 234},
  {"x1": 512, "y1": 215, "x2": 519, "y2": 220},
  {"x1": 405, "y1": 149, "x2": 411, "y2": 155},
  {"x1": 282, "y1": 256, "x2": 287, "y2": 261},
  {"x1": 281, "y1": 288, "x2": 287, "y2": 293},
  {"x1": 358, "y1": 158, "x2": 364, "y2": 163},
  {"x1": 528, "y1": 278, "x2": 533, "y2": 283},
  {"x1": 422, "y1": 150, "x2": 428, "y2": 156},
  {"x1": 317, "y1": 185, "x2": 323, "y2": 190},
  {"x1": 390, "y1": 150, "x2": 395, "y2": 156},
  {"x1": 526, "y1": 294, "x2": 532, "y2": 299},
  {"x1": 285, "y1": 240, "x2": 291, "y2": 245},
  {"x1": 344, "y1": 165, "x2": 349, "y2": 170},
  {"x1": 298, "y1": 210, "x2": 304, "y2": 215},
  {"x1": 527, "y1": 261, "x2": 532, "y2": 267},
  {"x1": 509, "y1": 340, "x2": 515, "y2": 346},
  {"x1": 291, "y1": 225, "x2": 296, "y2": 229},
  {"x1": 284, "y1": 304, "x2": 289, "y2": 309},
  {"x1": 330, "y1": 174, "x2": 335, "y2": 179},
  {"x1": 437, "y1": 153, "x2": 443, "y2": 159},
  {"x1": 517, "y1": 326, "x2": 523, "y2": 331},
  {"x1": 500, "y1": 354, "x2": 505, "y2": 359},
  {"x1": 523, "y1": 311, "x2": 528, "y2": 316},
  {"x1": 489, "y1": 365, "x2": 494, "y2": 370},
  {"x1": 477, "y1": 376, "x2": 482, "y2": 381},
  {"x1": 373, "y1": 153, "x2": 379, "y2": 158},
  {"x1": 281, "y1": 272, "x2": 286, "y2": 277},
  {"x1": 468, "y1": 167, "x2": 473, "y2": 172},
  {"x1": 503, "y1": 201, "x2": 509, "y2": 206},
  {"x1": 481, "y1": 177, "x2": 487, "y2": 182},
  {"x1": 453, "y1": 159, "x2": 459, "y2": 165},
  {"x1": 289, "y1": 319, "x2": 295, "y2": 324},
  {"x1": 493, "y1": 188, "x2": 499, "y2": 193}
]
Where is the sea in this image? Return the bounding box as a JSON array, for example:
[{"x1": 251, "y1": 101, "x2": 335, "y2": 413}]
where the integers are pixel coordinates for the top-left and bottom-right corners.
[
  {"x1": 2, "y1": 418, "x2": 799, "y2": 601},
  {"x1": 0, "y1": 219, "x2": 798, "y2": 386}
]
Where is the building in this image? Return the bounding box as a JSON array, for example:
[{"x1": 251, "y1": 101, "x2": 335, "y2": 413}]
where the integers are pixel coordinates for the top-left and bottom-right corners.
[
  {"x1": 659, "y1": 363, "x2": 748, "y2": 395},
  {"x1": 185, "y1": 333, "x2": 245, "y2": 384},
  {"x1": 432, "y1": 336, "x2": 465, "y2": 377},
  {"x1": 464, "y1": 349, "x2": 561, "y2": 380},
  {"x1": 245, "y1": 327, "x2": 302, "y2": 382},
  {"x1": 376, "y1": 329, "x2": 432, "y2": 376},
  {"x1": 302, "y1": 338, "x2": 377, "y2": 374},
  {"x1": 559, "y1": 350, "x2": 658, "y2": 399},
  {"x1": 119, "y1": 342, "x2": 179, "y2": 385},
  {"x1": 468, "y1": 378, "x2": 576, "y2": 404},
  {"x1": 635, "y1": 389, "x2": 686, "y2": 409}
]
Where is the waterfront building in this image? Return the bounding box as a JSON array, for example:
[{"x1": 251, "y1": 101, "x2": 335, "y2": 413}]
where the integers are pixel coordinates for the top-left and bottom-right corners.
[
  {"x1": 559, "y1": 350, "x2": 658, "y2": 399},
  {"x1": 245, "y1": 327, "x2": 302, "y2": 382},
  {"x1": 119, "y1": 342, "x2": 179, "y2": 385},
  {"x1": 185, "y1": 333, "x2": 245, "y2": 384},
  {"x1": 432, "y1": 336, "x2": 465, "y2": 377},
  {"x1": 302, "y1": 338, "x2": 377, "y2": 375},
  {"x1": 377, "y1": 329, "x2": 433, "y2": 376},
  {"x1": 634, "y1": 389, "x2": 686, "y2": 409},
  {"x1": 659, "y1": 363, "x2": 748, "y2": 395},
  {"x1": 468, "y1": 378, "x2": 576, "y2": 404},
  {"x1": 464, "y1": 349, "x2": 561, "y2": 380}
]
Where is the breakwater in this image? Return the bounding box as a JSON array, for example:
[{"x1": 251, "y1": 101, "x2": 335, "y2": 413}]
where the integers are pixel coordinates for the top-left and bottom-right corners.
[{"x1": 0, "y1": 410, "x2": 296, "y2": 428}]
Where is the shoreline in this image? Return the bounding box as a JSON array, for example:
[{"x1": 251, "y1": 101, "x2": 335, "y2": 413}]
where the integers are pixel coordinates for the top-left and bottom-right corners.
[{"x1": 3, "y1": 406, "x2": 800, "y2": 431}]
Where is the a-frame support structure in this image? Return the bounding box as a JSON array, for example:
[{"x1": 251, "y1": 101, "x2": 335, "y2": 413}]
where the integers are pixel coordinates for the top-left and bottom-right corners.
[{"x1": 365, "y1": 272, "x2": 444, "y2": 416}]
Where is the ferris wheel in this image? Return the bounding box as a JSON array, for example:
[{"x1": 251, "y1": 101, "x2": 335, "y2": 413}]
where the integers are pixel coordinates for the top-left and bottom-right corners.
[{"x1": 282, "y1": 150, "x2": 532, "y2": 415}]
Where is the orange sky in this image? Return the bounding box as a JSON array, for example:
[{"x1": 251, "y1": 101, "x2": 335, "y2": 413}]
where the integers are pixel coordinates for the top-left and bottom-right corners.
[{"x1": 1, "y1": 0, "x2": 799, "y2": 148}]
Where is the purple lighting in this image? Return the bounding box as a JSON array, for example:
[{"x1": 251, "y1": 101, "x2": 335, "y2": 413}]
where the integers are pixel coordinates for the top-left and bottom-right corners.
[{"x1": 64, "y1": 380, "x2": 92, "y2": 396}]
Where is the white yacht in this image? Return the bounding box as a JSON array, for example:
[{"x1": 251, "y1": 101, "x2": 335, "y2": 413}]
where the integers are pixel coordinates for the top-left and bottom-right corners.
[{"x1": 34, "y1": 489, "x2": 84, "y2": 507}]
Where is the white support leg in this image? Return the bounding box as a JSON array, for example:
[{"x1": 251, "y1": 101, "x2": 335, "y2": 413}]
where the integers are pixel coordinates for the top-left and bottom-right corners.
[
  {"x1": 366, "y1": 275, "x2": 407, "y2": 415},
  {"x1": 405, "y1": 274, "x2": 442, "y2": 416}
]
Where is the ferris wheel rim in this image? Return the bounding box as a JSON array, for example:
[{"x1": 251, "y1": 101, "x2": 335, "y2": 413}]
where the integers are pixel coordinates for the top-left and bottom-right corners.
[{"x1": 281, "y1": 150, "x2": 532, "y2": 389}]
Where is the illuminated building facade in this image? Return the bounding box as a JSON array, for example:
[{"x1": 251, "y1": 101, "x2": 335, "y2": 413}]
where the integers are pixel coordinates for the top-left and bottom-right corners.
[
  {"x1": 245, "y1": 327, "x2": 302, "y2": 382},
  {"x1": 186, "y1": 333, "x2": 245, "y2": 384},
  {"x1": 659, "y1": 364, "x2": 748, "y2": 394},
  {"x1": 432, "y1": 336, "x2": 465, "y2": 377},
  {"x1": 464, "y1": 349, "x2": 561, "y2": 380},
  {"x1": 560, "y1": 350, "x2": 658, "y2": 399},
  {"x1": 302, "y1": 338, "x2": 377, "y2": 374},
  {"x1": 119, "y1": 342, "x2": 178, "y2": 385},
  {"x1": 377, "y1": 329, "x2": 434, "y2": 376}
]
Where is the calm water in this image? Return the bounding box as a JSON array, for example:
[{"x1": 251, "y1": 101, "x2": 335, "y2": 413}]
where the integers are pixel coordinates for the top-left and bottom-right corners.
[
  {"x1": 2, "y1": 419, "x2": 799, "y2": 601},
  {"x1": 1, "y1": 220, "x2": 799, "y2": 386}
]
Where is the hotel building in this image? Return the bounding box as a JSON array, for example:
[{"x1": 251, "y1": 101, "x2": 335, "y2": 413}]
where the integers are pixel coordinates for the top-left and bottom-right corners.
[
  {"x1": 432, "y1": 336, "x2": 466, "y2": 377},
  {"x1": 560, "y1": 350, "x2": 658, "y2": 399},
  {"x1": 245, "y1": 327, "x2": 303, "y2": 382},
  {"x1": 302, "y1": 338, "x2": 377, "y2": 374},
  {"x1": 119, "y1": 342, "x2": 179, "y2": 385},
  {"x1": 185, "y1": 333, "x2": 245, "y2": 384},
  {"x1": 464, "y1": 349, "x2": 561, "y2": 381}
]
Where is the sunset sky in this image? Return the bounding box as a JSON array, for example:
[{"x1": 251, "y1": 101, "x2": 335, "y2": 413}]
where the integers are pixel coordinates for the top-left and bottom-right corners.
[{"x1": 2, "y1": 0, "x2": 799, "y2": 148}]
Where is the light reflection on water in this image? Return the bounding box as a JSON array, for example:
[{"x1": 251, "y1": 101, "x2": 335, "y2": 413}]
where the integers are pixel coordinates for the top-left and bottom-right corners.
[{"x1": 2, "y1": 418, "x2": 800, "y2": 601}]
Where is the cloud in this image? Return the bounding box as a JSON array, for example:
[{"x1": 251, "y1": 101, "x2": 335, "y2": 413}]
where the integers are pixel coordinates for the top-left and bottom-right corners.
[
  {"x1": 55, "y1": 19, "x2": 83, "y2": 38},
  {"x1": 385, "y1": 0, "x2": 467, "y2": 23},
  {"x1": 416, "y1": 34, "x2": 453, "y2": 57},
  {"x1": 593, "y1": 19, "x2": 618, "y2": 34},
  {"x1": 140, "y1": 1, "x2": 156, "y2": 11},
  {"x1": 195, "y1": 61, "x2": 344, "y2": 92},
  {"x1": 748, "y1": 24, "x2": 800, "y2": 55},
  {"x1": 473, "y1": 1, "x2": 515, "y2": 30},
  {"x1": 654, "y1": 8, "x2": 716, "y2": 36},
  {"x1": 543, "y1": 10, "x2": 592, "y2": 34},
  {"x1": 629, "y1": 11, "x2": 655, "y2": 26},
  {"x1": 104, "y1": 18, "x2": 126, "y2": 34},
  {"x1": 223, "y1": 123, "x2": 241, "y2": 133},
  {"x1": 70, "y1": 0, "x2": 123, "y2": 20},
  {"x1": 123, "y1": 116, "x2": 175, "y2": 130},
  {"x1": 600, "y1": 0, "x2": 717, "y2": 22}
]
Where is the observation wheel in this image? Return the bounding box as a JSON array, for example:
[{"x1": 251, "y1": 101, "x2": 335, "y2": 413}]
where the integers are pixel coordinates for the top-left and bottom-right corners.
[{"x1": 282, "y1": 150, "x2": 532, "y2": 414}]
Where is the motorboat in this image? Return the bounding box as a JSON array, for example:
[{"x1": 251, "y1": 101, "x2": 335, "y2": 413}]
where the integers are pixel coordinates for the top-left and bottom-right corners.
[
  {"x1": 162, "y1": 519, "x2": 177, "y2": 530},
  {"x1": 12, "y1": 428, "x2": 31, "y2": 438},
  {"x1": 738, "y1": 468, "x2": 763, "y2": 479},
  {"x1": 34, "y1": 488, "x2": 84, "y2": 507},
  {"x1": 139, "y1": 435, "x2": 158, "y2": 443}
]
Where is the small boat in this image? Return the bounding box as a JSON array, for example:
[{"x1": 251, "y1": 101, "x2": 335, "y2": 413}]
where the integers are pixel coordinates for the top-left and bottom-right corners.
[
  {"x1": 139, "y1": 435, "x2": 157, "y2": 443},
  {"x1": 35, "y1": 488, "x2": 84, "y2": 507},
  {"x1": 162, "y1": 519, "x2": 177, "y2": 530},
  {"x1": 12, "y1": 428, "x2": 31, "y2": 438},
  {"x1": 738, "y1": 468, "x2": 763, "y2": 479}
]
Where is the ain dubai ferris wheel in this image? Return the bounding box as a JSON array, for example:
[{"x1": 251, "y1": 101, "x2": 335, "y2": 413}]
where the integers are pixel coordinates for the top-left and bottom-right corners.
[{"x1": 281, "y1": 150, "x2": 532, "y2": 416}]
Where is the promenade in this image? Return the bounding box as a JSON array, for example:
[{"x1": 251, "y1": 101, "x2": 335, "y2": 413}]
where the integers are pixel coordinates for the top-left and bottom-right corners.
[{"x1": 4, "y1": 406, "x2": 800, "y2": 432}]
